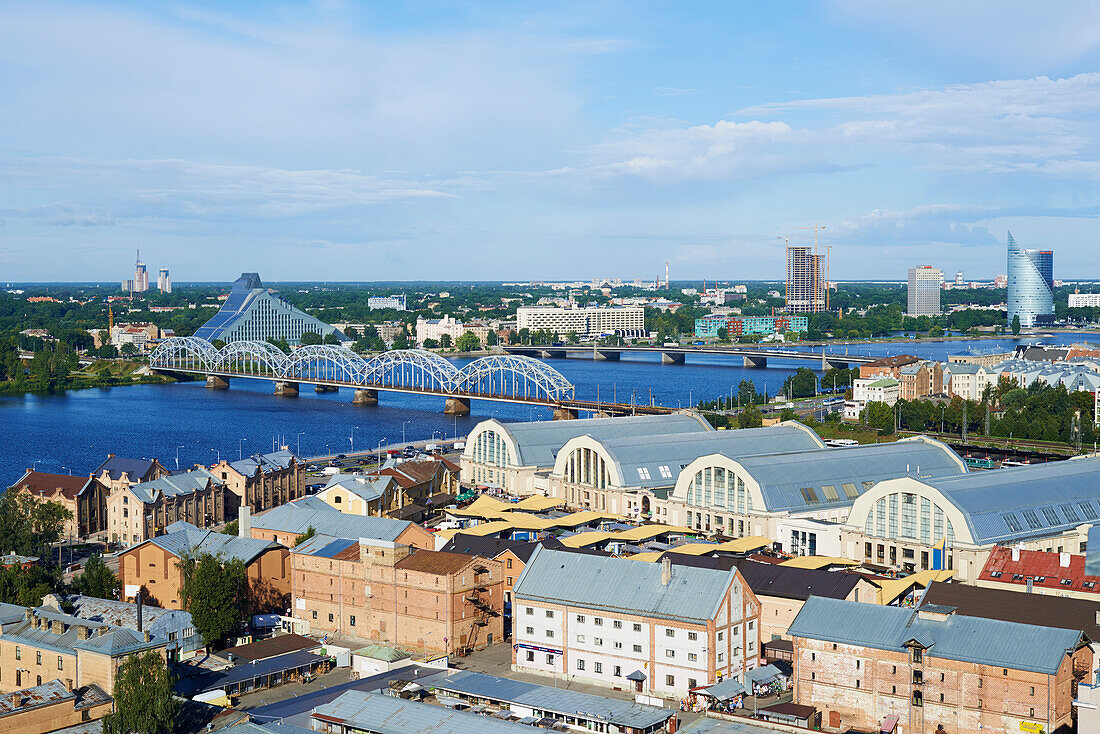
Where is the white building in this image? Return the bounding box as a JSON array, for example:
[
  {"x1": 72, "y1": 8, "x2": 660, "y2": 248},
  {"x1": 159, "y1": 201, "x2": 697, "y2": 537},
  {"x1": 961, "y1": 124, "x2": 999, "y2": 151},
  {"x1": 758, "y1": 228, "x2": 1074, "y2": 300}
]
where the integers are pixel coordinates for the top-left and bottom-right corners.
[
  {"x1": 511, "y1": 548, "x2": 761, "y2": 697},
  {"x1": 157, "y1": 268, "x2": 172, "y2": 293},
  {"x1": 776, "y1": 517, "x2": 844, "y2": 557},
  {"x1": 516, "y1": 304, "x2": 645, "y2": 338},
  {"x1": 852, "y1": 377, "x2": 900, "y2": 406},
  {"x1": 367, "y1": 294, "x2": 407, "y2": 311},
  {"x1": 1069, "y1": 292, "x2": 1100, "y2": 308},
  {"x1": 907, "y1": 266, "x2": 942, "y2": 316},
  {"x1": 942, "y1": 362, "x2": 996, "y2": 400},
  {"x1": 415, "y1": 316, "x2": 490, "y2": 346}
]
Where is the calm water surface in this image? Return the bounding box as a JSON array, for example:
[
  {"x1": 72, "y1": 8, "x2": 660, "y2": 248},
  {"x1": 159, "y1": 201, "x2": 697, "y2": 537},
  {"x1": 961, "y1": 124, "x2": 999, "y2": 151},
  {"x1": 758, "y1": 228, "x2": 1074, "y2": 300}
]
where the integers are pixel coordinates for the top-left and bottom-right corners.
[{"x1": 2, "y1": 334, "x2": 1092, "y2": 485}]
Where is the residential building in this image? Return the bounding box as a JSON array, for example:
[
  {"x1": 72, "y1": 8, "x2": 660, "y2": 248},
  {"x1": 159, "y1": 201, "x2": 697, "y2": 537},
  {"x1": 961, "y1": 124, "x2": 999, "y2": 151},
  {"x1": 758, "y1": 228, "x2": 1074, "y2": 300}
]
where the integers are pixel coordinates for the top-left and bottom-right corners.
[
  {"x1": 290, "y1": 538, "x2": 504, "y2": 655},
  {"x1": 942, "y1": 362, "x2": 996, "y2": 400},
  {"x1": 462, "y1": 413, "x2": 712, "y2": 496},
  {"x1": 314, "y1": 474, "x2": 396, "y2": 517},
  {"x1": 415, "y1": 315, "x2": 491, "y2": 345},
  {"x1": 210, "y1": 450, "x2": 305, "y2": 514},
  {"x1": 65, "y1": 595, "x2": 202, "y2": 662},
  {"x1": 550, "y1": 421, "x2": 826, "y2": 517},
  {"x1": 843, "y1": 457, "x2": 1100, "y2": 582},
  {"x1": 109, "y1": 323, "x2": 159, "y2": 350},
  {"x1": 976, "y1": 546, "x2": 1100, "y2": 601},
  {"x1": 0, "y1": 600, "x2": 167, "y2": 694},
  {"x1": 0, "y1": 679, "x2": 112, "y2": 734},
  {"x1": 511, "y1": 548, "x2": 761, "y2": 697},
  {"x1": 119, "y1": 521, "x2": 290, "y2": 611},
  {"x1": 788, "y1": 597, "x2": 1092, "y2": 734},
  {"x1": 859, "y1": 355, "x2": 922, "y2": 379},
  {"x1": 156, "y1": 268, "x2": 171, "y2": 294},
  {"x1": 92, "y1": 455, "x2": 168, "y2": 495},
  {"x1": 851, "y1": 377, "x2": 900, "y2": 406},
  {"x1": 516, "y1": 304, "x2": 645, "y2": 338},
  {"x1": 785, "y1": 246, "x2": 826, "y2": 313},
  {"x1": 948, "y1": 350, "x2": 1014, "y2": 367},
  {"x1": 694, "y1": 315, "x2": 808, "y2": 338},
  {"x1": 668, "y1": 437, "x2": 964, "y2": 539},
  {"x1": 248, "y1": 502, "x2": 435, "y2": 549},
  {"x1": 898, "y1": 362, "x2": 944, "y2": 400},
  {"x1": 907, "y1": 266, "x2": 942, "y2": 316},
  {"x1": 108, "y1": 468, "x2": 226, "y2": 548},
  {"x1": 193, "y1": 273, "x2": 347, "y2": 345},
  {"x1": 8, "y1": 471, "x2": 108, "y2": 539},
  {"x1": 1007, "y1": 231, "x2": 1054, "y2": 328},
  {"x1": 317, "y1": 458, "x2": 459, "y2": 522},
  {"x1": 366, "y1": 294, "x2": 407, "y2": 310},
  {"x1": 1069, "y1": 292, "x2": 1100, "y2": 308}
]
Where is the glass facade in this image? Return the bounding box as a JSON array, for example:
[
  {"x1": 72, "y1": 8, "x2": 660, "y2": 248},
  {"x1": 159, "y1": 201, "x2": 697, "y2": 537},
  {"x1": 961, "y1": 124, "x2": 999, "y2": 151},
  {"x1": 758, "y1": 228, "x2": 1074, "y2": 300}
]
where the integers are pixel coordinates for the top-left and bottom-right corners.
[{"x1": 1007, "y1": 232, "x2": 1054, "y2": 328}]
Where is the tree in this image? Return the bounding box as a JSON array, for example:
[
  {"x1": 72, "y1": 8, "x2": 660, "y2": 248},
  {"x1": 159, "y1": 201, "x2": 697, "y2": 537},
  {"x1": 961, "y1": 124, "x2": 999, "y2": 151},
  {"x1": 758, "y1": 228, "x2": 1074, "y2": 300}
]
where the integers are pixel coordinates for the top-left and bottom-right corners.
[
  {"x1": 0, "y1": 492, "x2": 73, "y2": 559},
  {"x1": 391, "y1": 331, "x2": 410, "y2": 349},
  {"x1": 120, "y1": 342, "x2": 138, "y2": 357},
  {"x1": 440, "y1": 333, "x2": 453, "y2": 349},
  {"x1": 863, "y1": 401, "x2": 895, "y2": 433},
  {"x1": 299, "y1": 331, "x2": 323, "y2": 346},
  {"x1": 265, "y1": 337, "x2": 289, "y2": 353},
  {"x1": 103, "y1": 651, "x2": 179, "y2": 734},
  {"x1": 72, "y1": 554, "x2": 119, "y2": 599},
  {"x1": 1011, "y1": 314, "x2": 1021, "y2": 336},
  {"x1": 455, "y1": 331, "x2": 481, "y2": 352},
  {"x1": 97, "y1": 344, "x2": 118, "y2": 358},
  {"x1": 781, "y1": 367, "x2": 818, "y2": 399},
  {"x1": 178, "y1": 553, "x2": 247, "y2": 648},
  {"x1": 294, "y1": 526, "x2": 317, "y2": 547},
  {"x1": 738, "y1": 406, "x2": 763, "y2": 429},
  {"x1": 422, "y1": 338, "x2": 439, "y2": 349},
  {"x1": 0, "y1": 564, "x2": 64, "y2": 606},
  {"x1": 716, "y1": 327, "x2": 729, "y2": 342},
  {"x1": 485, "y1": 330, "x2": 498, "y2": 346},
  {"x1": 322, "y1": 333, "x2": 341, "y2": 345},
  {"x1": 221, "y1": 520, "x2": 239, "y2": 536}
]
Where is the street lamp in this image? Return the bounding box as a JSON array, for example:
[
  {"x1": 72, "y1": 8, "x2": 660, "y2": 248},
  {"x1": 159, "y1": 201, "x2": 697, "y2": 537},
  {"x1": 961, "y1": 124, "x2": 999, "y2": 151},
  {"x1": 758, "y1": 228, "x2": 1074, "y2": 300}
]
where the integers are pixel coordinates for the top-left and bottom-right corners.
[
  {"x1": 402, "y1": 420, "x2": 410, "y2": 445},
  {"x1": 376, "y1": 438, "x2": 388, "y2": 467},
  {"x1": 175, "y1": 445, "x2": 185, "y2": 471},
  {"x1": 296, "y1": 432, "x2": 305, "y2": 457},
  {"x1": 211, "y1": 448, "x2": 220, "y2": 463},
  {"x1": 350, "y1": 426, "x2": 360, "y2": 453},
  {"x1": 940, "y1": 404, "x2": 947, "y2": 434},
  {"x1": 238, "y1": 438, "x2": 248, "y2": 461}
]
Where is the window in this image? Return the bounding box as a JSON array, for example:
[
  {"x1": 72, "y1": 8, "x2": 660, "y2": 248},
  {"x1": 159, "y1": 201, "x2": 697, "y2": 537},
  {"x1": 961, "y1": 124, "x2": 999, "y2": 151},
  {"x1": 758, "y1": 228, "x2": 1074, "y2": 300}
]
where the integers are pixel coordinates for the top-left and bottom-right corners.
[
  {"x1": 545, "y1": 610, "x2": 554, "y2": 619},
  {"x1": 349, "y1": 615, "x2": 356, "y2": 626},
  {"x1": 1022, "y1": 510, "x2": 1043, "y2": 529},
  {"x1": 526, "y1": 651, "x2": 534, "y2": 662},
  {"x1": 1030, "y1": 686, "x2": 1035, "y2": 696},
  {"x1": 688, "y1": 653, "x2": 698, "y2": 662},
  {"x1": 594, "y1": 662, "x2": 603, "y2": 674},
  {"x1": 717, "y1": 631, "x2": 724, "y2": 641},
  {"x1": 36, "y1": 651, "x2": 41, "y2": 665},
  {"x1": 856, "y1": 680, "x2": 861, "y2": 689},
  {"x1": 633, "y1": 644, "x2": 642, "y2": 653},
  {"x1": 821, "y1": 484, "x2": 840, "y2": 501},
  {"x1": 856, "y1": 660, "x2": 861, "y2": 669},
  {"x1": 843, "y1": 483, "x2": 860, "y2": 499},
  {"x1": 577, "y1": 659, "x2": 585, "y2": 671},
  {"x1": 312, "y1": 611, "x2": 317, "y2": 619},
  {"x1": 576, "y1": 614, "x2": 585, "y2": 623},
  {"x1": 546, "y1": 630, "x2": 554, "y2": 638},
  {"x1": 637, "y1": 468, "x2": 651, "y2": 480},
  {"x1": 614, "y1": 641, "x2": 622, "y2": 650},
  {"x1": 665, "y1": 628, "x2": 675, "y2": 638},
  {"x1": 940, "y1": 693, "x2": 944, "y2": 702},
  {"x1": 526, "y1": 607, "x2": 534, "y2": 615},
  {"x1": 1030, "y1": 708, "x2": 1035, "y2": 717},
  {"x1": 665, "y1": 650, "x2": 675, "y2": 658},
  {"x1": 614, "y1": 665, "x2": 622, "y2": 677},
  {"x1": 15, "y1": 647, "x2": 19, "y2": 660},
  {"x1": 911, "y1": 648, "x2": 922, "y2": 663},
  {"x1": 576, "y1": 635, "x2": 585, "y2": 643},
  {"x1": 891, "y1": 685, "x2": 896, "y2": 694},
  {"x1": 1003, "y1": 668, "x2": 1008, "y2": 676},
  {"x1": 687, "y1": 631, "x2": 698, "y2": 641},
  {"x1": 613, "y1": 620, "x2": 622, "y2": 629},
  {"x1": 912, "y1": 691, "x2": 923, "y2": 707},
  {"x1": 594, "y1": 637, "x2": 603, "y2": 646},
  {"x1": 913, "y1": 670, "x2": 923, "y2": 684},
  {"x1": 57, "y1": 656, "x2": 63, "y2": 670},
  {"x1": 633, "y1": 623, "x2": 642, "y2": 632},
  {"x1": 594, "y1": 617, "x2": 603, "y2": 626},
  {"x1": 666, "y1": 675, "x2": 675, "y2": 687},
  {"x1": 799, "y1": 487, "x2": 819, "y2": 504},
  {"x1": 547, "y1": 654, "x2": 555, "y2": 665},
  {"x1": 328, "y1": 613, "x2": 334, "y2": 622},
  {"x1": 978, "y1": 699, "x2": 983, "y2": 709},
  {"x1": 507, "y1": 558, "x2": 513, "y2": 569}
]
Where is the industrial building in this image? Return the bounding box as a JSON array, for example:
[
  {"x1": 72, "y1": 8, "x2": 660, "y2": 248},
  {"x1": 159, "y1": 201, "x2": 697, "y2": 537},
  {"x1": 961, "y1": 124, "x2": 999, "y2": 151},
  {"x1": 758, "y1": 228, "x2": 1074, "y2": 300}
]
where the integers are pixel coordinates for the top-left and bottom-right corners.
[
  {"x1": 511, "y1": 548, "x2": 761, "y2": 697},
  {"x1": 193, "y1": 273, "x2": 346, "y2": 345},
  {"x1": 906, "y1": 266, "x2": 942, "y2": 316},
  {"x1": 843, "y1": 457, "x2": 1100, "y2": 581},
  {"x1": 1006, "y1": 231, "x2": 1054, "y2": 328},
  {"x1": 515, "y1": 304, "x2": 645, "y2": 338}
]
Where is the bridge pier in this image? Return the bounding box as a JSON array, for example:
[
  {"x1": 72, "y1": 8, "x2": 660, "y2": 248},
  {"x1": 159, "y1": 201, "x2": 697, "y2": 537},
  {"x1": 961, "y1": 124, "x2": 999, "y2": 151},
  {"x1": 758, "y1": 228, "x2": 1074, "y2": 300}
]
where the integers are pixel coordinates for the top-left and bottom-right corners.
[
  {"x1": 443, "y1": 397, "x2": 471, "y2": 416},
  {"x1": 825, "y1": 359, "x2": 850, "y2": 370},
  {"x1": 661, "y1": 352, "x2": 685, "y2": 365},
  {"x1": 353, "y1": 389, "x2": 378, "y2": 405},
  {"x1": 273, "y1": 381, "x2": 299, "y2": 397},
  {"x1": 205, "y1": 375, "x2": 230, "y2": 390},
  {"x1": 314, "y1": 385, "x2": 338, "y2": 393},
  {"x1": 594, "y1": 350, "x2": 621, "y2": 361},
  {"x1": 552, "y1": 407, "x2": 578, "y2": 421},
  {"x1": 743, "y1": 355, "x2": 768, "y2": 368}
]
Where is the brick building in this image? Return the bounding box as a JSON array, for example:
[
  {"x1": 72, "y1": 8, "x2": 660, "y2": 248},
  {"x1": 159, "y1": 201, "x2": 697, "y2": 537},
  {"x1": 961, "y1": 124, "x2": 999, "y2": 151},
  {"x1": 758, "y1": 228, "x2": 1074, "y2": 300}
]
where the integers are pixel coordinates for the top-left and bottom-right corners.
[
  {"x1": 119, "y1": 521, "x2": 290, "y2": 612},
  {"x1": 0, "y1": 679, "x2": 113, "y2": 734},
  {"x1": 788, "y1": 596, "x2": 1092, "y2": 734},
  {"x1": 210, "y1": 449, "x2": 305, "y2": 514},
  {"x1": 93, "y1": 455, "x2": 168, "y2": 495},
  {"x1": 8, "y1": 472, "x2": 108, "y2": 540},
  {"x1": 107, "y1": 468, "x2": 226, "y2": 548},
  {"x1": 897, "y1": 361, "x2": 944, "y2": 400},
  {"x1": 290, "y1": 537, "x2": 504, "y2": 655},
  {"x1": 248, "y1": 503, "x2": 434, "y2": 549},
  {"x1": 859, "y1": 355, "x2": 922, "y2": 380},
  {"x1": 976, "y1": 546, "x2": 1100, "y2": 601}
]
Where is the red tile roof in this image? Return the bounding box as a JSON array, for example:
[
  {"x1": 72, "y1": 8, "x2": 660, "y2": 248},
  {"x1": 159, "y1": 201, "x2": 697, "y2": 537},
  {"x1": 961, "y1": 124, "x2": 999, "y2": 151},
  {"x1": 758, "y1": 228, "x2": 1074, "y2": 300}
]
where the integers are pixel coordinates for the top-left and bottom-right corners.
[
  {"x1": 978, "y1": 546, "x2": 1100, "y2": 595},
  {"x1": 12, "y1": 471, "x2": 88, "y2": 501}
]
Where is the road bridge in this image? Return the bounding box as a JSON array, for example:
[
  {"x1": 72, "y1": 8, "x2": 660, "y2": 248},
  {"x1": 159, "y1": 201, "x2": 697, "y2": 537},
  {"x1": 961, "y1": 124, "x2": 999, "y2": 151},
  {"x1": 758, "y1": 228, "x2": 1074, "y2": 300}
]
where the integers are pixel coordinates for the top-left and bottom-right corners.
[{"x1": 502, "y1": 344, "x2": 874, "y2": 369}]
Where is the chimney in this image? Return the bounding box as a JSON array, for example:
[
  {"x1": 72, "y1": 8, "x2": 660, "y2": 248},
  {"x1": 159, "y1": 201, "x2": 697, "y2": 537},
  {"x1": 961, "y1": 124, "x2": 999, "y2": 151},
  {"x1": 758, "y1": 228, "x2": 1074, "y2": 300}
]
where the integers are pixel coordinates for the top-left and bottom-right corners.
[
  {"x1": 238, "y1": 506, "x2": 251, "y2": 539},
  {"x1": 660, "y1": 556, "x2": 673, "y2": 587},
  {"x1": 136, "y1": 594, "x2": 143, "y2": 633},
  {"x1": 65, "y1": 678, "x2": 73, "y2": 692},
  {"x1": 10, "y1": 693, "x2": 20, "y2": 709},
  {"x1": 1011, "y1": 547, "x2": 1021, "y2": 562},
  {"x1": 143, "y1": 631, "x2": 151, "y2": 642},
  {"x1": 77, "y1": 626, "x2": 89, "y2": 640},
  {"x1": 1060, "y1": 552, "x2": 1071, "y2": 568},
  {"x1": 1026, "y1": 577, "x2": 1034, "y2": 594}
]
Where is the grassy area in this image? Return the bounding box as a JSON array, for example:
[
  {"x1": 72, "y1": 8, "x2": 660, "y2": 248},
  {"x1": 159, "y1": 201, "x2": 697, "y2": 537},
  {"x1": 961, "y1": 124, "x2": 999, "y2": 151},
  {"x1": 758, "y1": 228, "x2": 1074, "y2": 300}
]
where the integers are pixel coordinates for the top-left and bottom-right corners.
[{"x1": 810, "y1": 421, "x2": 898, "y2": 445}]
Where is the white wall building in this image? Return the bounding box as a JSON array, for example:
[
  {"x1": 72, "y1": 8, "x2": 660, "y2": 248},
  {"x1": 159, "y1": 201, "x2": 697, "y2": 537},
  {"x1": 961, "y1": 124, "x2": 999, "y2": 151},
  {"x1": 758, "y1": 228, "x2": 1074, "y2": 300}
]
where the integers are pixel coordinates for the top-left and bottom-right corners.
[
  {"x1": 1069, "y1": 292, "x2": 1100, "y2": 308},
  {"x1": 512, "y1": 548, "x2": 760, "y2": 697},
  {"x1": 516, "y1": 304, "x2": 645, "y2": 338},
  {"x1": 776, "y1": 517, "x2": 844, "y2": 557},
  {"x1": 852, "y1": 377, "x2": 900, "y2": 406},
  {"x1": 367, "y1": 294, "x2": 407, "y2": 310},
  {"x1": 942, "y1": 363, "x2": 996, "y2": 400},
  {"x1": 415, "y1": 316, "x2": 490, "y2": 346}
]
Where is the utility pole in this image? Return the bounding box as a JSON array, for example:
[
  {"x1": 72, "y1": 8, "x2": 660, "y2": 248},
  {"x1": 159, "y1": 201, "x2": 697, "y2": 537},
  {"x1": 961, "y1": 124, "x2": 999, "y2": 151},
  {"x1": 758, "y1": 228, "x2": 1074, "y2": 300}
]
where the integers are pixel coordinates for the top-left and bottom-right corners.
[{"x1": 961, "y1": 402, "x2": 968, "y2": 442}]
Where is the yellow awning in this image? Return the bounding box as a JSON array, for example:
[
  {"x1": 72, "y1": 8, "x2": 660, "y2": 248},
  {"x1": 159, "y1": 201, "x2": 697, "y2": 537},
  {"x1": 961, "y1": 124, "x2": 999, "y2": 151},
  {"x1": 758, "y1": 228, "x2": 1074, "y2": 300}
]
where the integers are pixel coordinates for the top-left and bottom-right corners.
[
  {"x1": 558, "y1": 531, "x2": 615, "y2": 548},
  {"x1": 664, "y1": 542, "x2": 723, "y2": 556},
  {"x1": 613, "y1": 524, "x2": 692, "y2": 542},
  {"x1": 715, "y1": 536, "x2": 772, "y2": 554},
  {"x1": 455, "y1": 520, "x2": 514, "y2": 537},
  {"x1": 627, "y1": 551, "x2": 666, "y2": 562},
  {"x1": 495, "y1": 512, "x2": 557, "y2": 531},
  {"x1": 779, "y1": 556, "x2": 860, "y2": 570},
  {"x1": 874, "y1": 569, "x2": 957, "y2": 605},
  {"x1": 551, "y1": 510, "x2": 624, "y2": 528},
  {"x1": 512, "y1": 496, "x2": 565, "y2": 512}
]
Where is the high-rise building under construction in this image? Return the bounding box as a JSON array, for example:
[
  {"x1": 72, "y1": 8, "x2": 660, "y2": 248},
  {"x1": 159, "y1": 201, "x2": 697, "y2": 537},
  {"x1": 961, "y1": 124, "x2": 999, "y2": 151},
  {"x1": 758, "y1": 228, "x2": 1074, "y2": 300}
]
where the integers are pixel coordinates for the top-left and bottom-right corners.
[{"x1": 785, "y1": 245, "x2": 827, "y2": 313}]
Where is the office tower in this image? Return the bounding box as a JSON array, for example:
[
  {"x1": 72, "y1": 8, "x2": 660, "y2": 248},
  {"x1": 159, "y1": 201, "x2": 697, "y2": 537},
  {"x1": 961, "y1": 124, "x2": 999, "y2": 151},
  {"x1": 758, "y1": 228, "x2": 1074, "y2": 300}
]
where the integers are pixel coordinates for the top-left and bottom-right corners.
[
  {"x1": 1006, "y1": 231, "x2": 1054, "y2": 328},
  {"x1": 157, "y1": 268, "x2": 172, "y2": 294},
  {"x1": 134, "y1": 250, "x2": 148, "y2": 293},
  {"x1": 907, "y1": 266, "x2": 942, "y2": 316},
  {"x1": 785, "y1": 246, "x2": 826, "y2": 313}
]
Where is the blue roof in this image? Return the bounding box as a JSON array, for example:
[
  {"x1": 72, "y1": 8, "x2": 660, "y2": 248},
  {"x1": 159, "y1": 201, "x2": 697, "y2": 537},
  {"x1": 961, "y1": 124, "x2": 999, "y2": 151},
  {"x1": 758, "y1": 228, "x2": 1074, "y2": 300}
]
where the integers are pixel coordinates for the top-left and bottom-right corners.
[
  {"x1": 143, "y1": 521, "x2": 280, "y2": 563},
  {"x1": 128, "y1": 468, "x2": 218, "y2": 504},
  {"x1": 312, "y1": 690, "x2": 537, "y2": 734},
  {"x1": 788, "y1": 597, "x2": 1083, "y2": 675},
  {"x1": 427, "y1": 670, "x2": 673, "y2": 729},
  {"x1": 1087, "y1": 525, "x2": 1100, "y2": 576},
  {"x1": 183, "y1": 650, "x2": 330, "y2": 694},
  {"x1": 229, "y1": 449, "x2": 299, "y2": 477},
  {"x1": 193, "y1": 273, "x2": 345, "y2": 344},
  {"x1": 95, "y1": 456, "x2": 158, "y2": 482},
  {"x1": 922, "y1": 456, "x2": 1100, "y2": 544},
  {"x1": 292, "y1": 535, "x2": 358, "y2": 558},
  {"x1": 321, "y1": 473, "x2": 392, "y2": 503},
  {"x1": 252, "y1": 504, "x2": 413, "y2": 542},
  {"x1": 512, "y1": 546, "x2": 735, "y2": 624}
]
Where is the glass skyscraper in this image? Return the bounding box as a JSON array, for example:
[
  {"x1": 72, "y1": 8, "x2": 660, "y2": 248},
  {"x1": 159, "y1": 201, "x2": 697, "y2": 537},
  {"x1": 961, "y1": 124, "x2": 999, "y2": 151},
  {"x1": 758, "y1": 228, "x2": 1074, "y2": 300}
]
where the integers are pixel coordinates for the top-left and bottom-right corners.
[{"x1": 1006, "y1": 231, "x2": 1054, "y2": 328}]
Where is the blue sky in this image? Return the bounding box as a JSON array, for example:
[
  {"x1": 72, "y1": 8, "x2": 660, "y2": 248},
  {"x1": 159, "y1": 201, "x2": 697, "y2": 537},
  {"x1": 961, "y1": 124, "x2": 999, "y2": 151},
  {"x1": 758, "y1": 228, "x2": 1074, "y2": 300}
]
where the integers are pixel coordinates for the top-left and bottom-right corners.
[{"x1": 3, "y1": 1, "x2": 1100, "y2": 283}]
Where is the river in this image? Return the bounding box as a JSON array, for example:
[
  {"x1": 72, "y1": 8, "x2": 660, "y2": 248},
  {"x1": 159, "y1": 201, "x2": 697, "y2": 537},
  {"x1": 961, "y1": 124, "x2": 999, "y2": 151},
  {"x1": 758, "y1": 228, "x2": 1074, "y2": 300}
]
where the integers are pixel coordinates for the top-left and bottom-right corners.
[{"x1": 2, "y1": 333, "x2": 1095, "y2": 485}]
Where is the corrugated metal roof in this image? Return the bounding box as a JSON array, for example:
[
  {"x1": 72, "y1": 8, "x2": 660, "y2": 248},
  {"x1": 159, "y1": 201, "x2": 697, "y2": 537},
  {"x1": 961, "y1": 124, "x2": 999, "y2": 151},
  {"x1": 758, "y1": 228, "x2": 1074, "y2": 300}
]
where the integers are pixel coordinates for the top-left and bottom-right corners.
[
  {"x1": 321, "y1": 473, "x2": 392, "y2": 503},
  {"x1": 94, "y1": 456, "x2": 158, "y2": 482},
  {"x1": 1087, "y1": 525, "x2": 1100, "y2": 576},
  {"x1": 429, "y1": 670, "x2": 672, "y2": 729},
  {"x1": 129, "y1": 468, "x2": 218, "y2": 504},
  {"x1": 482, "y1": 413, "x2": 713, "y2": 468},
  {"x1": 291, "y1": 535, "x2": 359, "y2": 559},
  {"x1": 146, "y1": 521, "x2": 278, "y2": 564},
  {"x1": 229, "y1": 449, "x2": 299, "y2": 476},
  {"x1": 788, "y1": 597, "x2": 1082, "y2": 675},
  {"x1": 312, "y1": 690, "x2": 534, "y2": 734},
  {"x1": 922, "y1": 456, "x2": 1100, "y2": 544},
  {"x1": 512, "y1": 546, "x2": 734, "y2": 624},
  {"x1": 252, "y1": 505, "x2": 413, "y2": 542}
]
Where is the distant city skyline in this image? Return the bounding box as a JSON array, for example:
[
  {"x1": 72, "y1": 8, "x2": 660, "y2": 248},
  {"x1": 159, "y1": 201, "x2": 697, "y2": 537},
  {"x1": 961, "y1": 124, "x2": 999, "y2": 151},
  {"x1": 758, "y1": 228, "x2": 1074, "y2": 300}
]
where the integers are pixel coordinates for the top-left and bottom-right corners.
[{"x1": 2, "y1": 3, "x2": 1100, "y2": 282}]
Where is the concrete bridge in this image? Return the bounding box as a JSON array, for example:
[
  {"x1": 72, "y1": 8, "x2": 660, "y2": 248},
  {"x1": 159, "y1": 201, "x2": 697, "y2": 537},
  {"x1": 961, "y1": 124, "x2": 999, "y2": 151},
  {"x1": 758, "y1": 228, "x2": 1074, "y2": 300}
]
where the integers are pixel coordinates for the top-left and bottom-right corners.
[{"x1": 502, "y1": 344, "x2": 874, "y2": 370}]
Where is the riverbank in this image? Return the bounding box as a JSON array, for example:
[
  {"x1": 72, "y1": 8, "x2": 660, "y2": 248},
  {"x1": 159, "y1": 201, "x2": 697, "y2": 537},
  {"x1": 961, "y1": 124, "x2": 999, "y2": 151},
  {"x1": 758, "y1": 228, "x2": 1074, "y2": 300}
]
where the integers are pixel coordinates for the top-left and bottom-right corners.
[{"x1": 0, "y1": 359, "x2": 180, "y2": 397}]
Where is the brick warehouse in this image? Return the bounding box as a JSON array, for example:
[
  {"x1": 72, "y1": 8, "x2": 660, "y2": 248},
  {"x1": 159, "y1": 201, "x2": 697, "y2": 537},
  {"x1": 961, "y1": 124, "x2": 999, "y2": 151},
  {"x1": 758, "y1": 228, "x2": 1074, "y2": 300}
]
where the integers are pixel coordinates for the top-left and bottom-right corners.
[{"x1": 788, "y1": 597, "x2": 1092, "y2": 734}]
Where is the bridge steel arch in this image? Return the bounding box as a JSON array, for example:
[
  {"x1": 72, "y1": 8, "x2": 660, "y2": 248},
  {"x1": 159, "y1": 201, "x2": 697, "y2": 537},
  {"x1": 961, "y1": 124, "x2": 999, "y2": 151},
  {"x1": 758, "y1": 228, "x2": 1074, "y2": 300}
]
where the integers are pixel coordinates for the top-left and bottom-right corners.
[
  {"x1": 454, "y1": 355, "x2": 574, "y2": 402},
  {"x1": 284, "y1": 345, "x2": 370, "y2": 384},
  {"x1": 362, "y1": 349, "x2": 460, "y2": 392},
  {"x1": 214, "y1": 340, "x2": 289, "y2": 377},
  {"x1": 149, "y1": 337, "x2": 221, "y2": 372}
]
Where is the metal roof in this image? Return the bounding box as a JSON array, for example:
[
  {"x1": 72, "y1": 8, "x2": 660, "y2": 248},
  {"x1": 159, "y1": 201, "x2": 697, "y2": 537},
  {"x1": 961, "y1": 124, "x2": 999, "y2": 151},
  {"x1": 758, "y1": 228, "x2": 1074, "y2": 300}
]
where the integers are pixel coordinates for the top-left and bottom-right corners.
[
  {"x1": 678, "y1": 717, "x2": 780, "y2": 734},
  {"x1": 229, "y1": 449, "x2": 299, "y2": 476},
  {"x1": 94, "y1": 456, "x2": 158, "y2": 482},
  {"x1": 596, "y1": 423, "x2": 826, "y2": 489},
  {"x1": 731, "y1": 560, "x2": 863, "y2": 601},
  {"x1": 320, "y1": 473, "x2": 392, "y2": 503},
  {"x1": 1087, "y1": 525, "x2": 1100, "y2": 577},
  {"x1": 312, "y1": 690, "x2": 535, "y2": 734},
  {"x1": 128, "y1": 468, "x2": 218, "y2": 504},
  {"x1": 252, "y1": 505, "x2": 413, "y2": 542},
  {"x1": 728, "y1": 437, "x2": 965, "y2": 513},
  {"x1": 145, "y1": 521, "x2": 279, "y2": 564},
  {"x1": 479, "y1": 413, "x2": 713, "y2": 468},
  {"x1": 921, "y1": 456, "x2": 1100, "y2": 544},
  {"x1": 292, "y1": 535, "x2": 359, "y2": 559},
  {"x1": 512, "y1": 546, "x2": 735, "y2": 624},
  {"x1": 788, "y1": 597, "x2": 1083, "y2": 675},
  {"x1": 919, "y1": 581, "x2": 1100, "y2": 641},
  {"x1": 429, "y1": 670, "x2": 672, "y2": 729}
]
